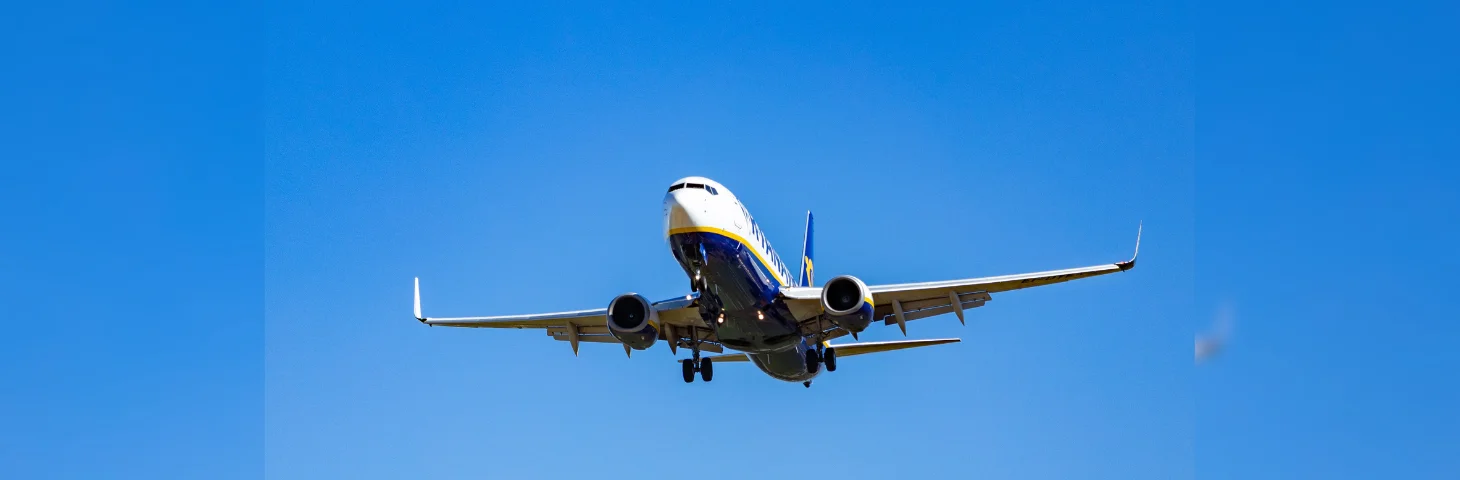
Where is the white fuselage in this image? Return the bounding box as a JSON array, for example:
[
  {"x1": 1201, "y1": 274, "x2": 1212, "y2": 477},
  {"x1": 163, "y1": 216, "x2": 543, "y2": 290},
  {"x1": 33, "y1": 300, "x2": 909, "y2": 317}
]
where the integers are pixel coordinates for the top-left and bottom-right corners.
[{"x1": 661, "y1": 177, "x2": 820, "y2": 382}]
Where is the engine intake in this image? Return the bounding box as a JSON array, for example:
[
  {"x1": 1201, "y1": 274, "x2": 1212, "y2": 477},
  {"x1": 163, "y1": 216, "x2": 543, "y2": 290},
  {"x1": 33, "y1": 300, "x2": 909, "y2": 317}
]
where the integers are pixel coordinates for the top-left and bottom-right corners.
[
  {"x1": 607, "y1": 293, "x2": 659, "y2": 350},
  {"x1": 821, "y1": 275, "x2": 874, "y2": 333}
]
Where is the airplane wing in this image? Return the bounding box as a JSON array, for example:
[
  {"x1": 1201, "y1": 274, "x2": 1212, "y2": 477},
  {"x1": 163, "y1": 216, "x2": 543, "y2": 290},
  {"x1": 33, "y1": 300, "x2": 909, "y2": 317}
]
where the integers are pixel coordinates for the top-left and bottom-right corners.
[
  {"x1": 781, "y1": 225, "x2": 1140, "y2": 334},
  {"x1": 412, "y1": 278, "x2": 722, "y2": 355},
  {"x1": 704, "y1": 338, "x2": 961, "y2": 362}
]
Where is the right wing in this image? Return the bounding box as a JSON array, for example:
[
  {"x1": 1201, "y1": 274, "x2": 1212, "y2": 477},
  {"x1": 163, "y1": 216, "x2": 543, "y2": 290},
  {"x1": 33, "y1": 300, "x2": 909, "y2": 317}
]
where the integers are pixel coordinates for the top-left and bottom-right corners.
[{"x1": 781, "y1": 224, "x2": 1140, "y2": 333}]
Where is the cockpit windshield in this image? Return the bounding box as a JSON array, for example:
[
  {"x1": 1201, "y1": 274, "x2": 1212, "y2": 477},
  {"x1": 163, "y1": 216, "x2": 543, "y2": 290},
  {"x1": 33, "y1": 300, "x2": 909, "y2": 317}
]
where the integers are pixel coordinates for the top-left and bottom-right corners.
[{"x1": 667, "y1": 183, "x2": 718, "y2": 195}]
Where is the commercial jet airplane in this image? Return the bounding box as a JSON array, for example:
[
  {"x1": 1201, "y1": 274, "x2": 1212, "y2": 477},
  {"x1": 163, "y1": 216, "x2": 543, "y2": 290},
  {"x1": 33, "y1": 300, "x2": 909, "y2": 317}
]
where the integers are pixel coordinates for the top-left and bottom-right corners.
[{"x1": 414, "y1": 176, "x2": 1140, "y2": 387}]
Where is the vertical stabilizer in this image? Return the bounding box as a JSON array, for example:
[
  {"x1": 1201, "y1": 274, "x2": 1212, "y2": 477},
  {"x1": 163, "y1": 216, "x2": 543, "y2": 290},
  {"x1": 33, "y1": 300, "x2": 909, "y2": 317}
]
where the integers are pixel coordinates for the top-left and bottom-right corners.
[{"x1": 798, "y1": 211, "x2": 815, "y2": 287}]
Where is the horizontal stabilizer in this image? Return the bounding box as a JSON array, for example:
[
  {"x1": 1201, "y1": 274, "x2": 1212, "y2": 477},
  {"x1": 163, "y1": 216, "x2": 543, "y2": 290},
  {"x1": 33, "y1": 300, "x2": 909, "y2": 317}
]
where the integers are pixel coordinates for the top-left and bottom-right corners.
[
  {"x1": 701, "y1": 338, "x2": 960, "y2": 363},
  {"x1": 829, "y1": 337, "x2": 961, "y2": 356}
]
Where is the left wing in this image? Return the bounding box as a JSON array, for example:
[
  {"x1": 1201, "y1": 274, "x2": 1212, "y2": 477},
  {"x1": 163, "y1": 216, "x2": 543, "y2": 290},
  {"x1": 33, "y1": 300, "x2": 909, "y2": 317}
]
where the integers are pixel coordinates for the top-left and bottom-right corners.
[
  {"x1": 781, "y1": 224, "x2": 1140, "y2": 334},
  {"x1": 412, "y1": 278, "x2": 720, "y2": 354}
]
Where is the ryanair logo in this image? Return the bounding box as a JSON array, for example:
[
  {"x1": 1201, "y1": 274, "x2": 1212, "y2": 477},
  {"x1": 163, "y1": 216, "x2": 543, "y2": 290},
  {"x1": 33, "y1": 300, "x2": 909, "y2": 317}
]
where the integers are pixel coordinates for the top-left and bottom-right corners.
[{"x1": 802, "y1": 256, "x2": 814, "y2": 286}]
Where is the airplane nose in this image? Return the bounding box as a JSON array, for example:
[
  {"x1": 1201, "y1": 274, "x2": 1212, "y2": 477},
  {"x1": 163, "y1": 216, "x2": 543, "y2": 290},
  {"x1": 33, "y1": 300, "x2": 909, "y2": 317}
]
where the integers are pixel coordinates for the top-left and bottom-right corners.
[{"x1": 663, "y1": 190, "x2": 703, "y2": 235}]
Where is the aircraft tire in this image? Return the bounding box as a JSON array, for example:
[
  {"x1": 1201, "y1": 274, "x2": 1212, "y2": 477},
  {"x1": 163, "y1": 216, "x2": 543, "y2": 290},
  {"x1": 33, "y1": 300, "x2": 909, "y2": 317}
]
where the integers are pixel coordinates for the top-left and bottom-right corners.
[
  {"x1": 700, "y1": 357, "x2": 714, "y2": 382},
  {"x1": 824, "y1": 347, "x2": 837, "y2": 372},
  {"x1": 681, "y1": 359, "x2": 696, "y2": 383}
]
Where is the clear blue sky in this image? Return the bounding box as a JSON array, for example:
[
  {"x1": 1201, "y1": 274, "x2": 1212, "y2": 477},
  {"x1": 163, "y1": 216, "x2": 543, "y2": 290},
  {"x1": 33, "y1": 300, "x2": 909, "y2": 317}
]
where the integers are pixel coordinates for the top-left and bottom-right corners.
[{"x1": 2, "y1": 1, "x2": 1455, "y2": 479}]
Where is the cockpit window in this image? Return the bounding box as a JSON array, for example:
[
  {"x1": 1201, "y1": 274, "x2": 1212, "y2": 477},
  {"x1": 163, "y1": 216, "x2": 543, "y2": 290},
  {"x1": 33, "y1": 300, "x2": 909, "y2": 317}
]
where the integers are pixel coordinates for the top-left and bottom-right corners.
[{"x1": 669, "y1": 182, "x2": 717, "y2": 194}]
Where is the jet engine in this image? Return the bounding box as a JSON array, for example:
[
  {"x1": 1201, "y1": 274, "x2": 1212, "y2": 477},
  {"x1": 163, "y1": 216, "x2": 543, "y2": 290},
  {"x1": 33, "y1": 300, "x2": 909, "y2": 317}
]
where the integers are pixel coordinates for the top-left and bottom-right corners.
[
  {"x1": 607, "y1": 293, "x2": 660, "y2": 350},
  {"x1": 820, "y1": 275, "x2": 874, "y2": 333}
]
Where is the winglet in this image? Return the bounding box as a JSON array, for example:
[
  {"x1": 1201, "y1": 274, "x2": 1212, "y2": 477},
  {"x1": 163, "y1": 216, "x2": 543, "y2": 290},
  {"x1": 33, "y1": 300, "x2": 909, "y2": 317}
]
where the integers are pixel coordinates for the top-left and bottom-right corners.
[
  {"x1": 413, "y1": 277, "x2": 426, "y2": 322},
  {"x1": 1117, "y1": 222, "x2": 1141, "y2": 271}
]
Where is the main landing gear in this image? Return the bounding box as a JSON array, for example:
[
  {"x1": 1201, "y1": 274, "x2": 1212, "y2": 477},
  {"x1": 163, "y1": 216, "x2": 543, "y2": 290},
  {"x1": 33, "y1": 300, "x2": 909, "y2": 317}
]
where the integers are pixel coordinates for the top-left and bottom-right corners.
[
  {"x1": 805, "y1": 346, "x2": 838, "y2": 374},
  {"x1": 800, "y1": 344, "x2": 839, "y2": 388},
  {"x1": 682, "y1": 327, "x2": 713, "y2": 383},
  {"x1": 682, "y1": 357, "x2": 713, "y2": 383}
]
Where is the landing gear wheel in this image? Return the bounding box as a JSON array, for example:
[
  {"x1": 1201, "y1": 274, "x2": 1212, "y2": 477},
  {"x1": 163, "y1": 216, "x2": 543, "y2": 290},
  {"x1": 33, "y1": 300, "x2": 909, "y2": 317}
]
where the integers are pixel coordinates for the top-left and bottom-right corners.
[
  {"x1": 824, "y1": 347, "x2": 837, "y2": 372},
  {"x1": 805, "y1": 349, "x2": 821, "y2": 374},
  {"x1": 681, "y1": 359, "x2": 696, "y2": 383},
  {"x1": 803, "y1": 381, "x2": 812, "y2": 388},
  {"x1": 700, "y1": 357, "x2": 714, "y2": 382}
]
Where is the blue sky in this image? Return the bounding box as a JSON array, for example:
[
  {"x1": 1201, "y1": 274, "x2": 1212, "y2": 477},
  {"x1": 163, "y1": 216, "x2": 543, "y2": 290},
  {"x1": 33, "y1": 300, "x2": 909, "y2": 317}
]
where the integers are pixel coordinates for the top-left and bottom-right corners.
[
  {"x1": 1196, "y1": 2, "x2": 1458, "y2": 477},
  {"x1": 264, "y1": 2, "x2": 1189, "y2": 479},
  {"x1": 2, "y1": 1, "x2": 260, "y2": 478},
  {"x1": 3, "y1": 1, "x2": 1456, "y2": 479}
]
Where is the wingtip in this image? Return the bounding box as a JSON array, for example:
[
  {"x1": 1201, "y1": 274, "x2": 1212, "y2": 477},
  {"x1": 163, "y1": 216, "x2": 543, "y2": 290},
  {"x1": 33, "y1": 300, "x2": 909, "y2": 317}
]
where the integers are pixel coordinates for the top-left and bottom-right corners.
[
  {"x1": 1117, "y1": 222, "x2": 1141, "y2": 271},
  {"x1": 413, "y1": 277, "x2": 425, "y2": 322}
]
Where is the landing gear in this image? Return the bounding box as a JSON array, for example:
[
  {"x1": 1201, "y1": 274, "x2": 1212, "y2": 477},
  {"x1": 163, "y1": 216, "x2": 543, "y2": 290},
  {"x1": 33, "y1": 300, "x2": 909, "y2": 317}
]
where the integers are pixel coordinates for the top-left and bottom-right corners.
[
  {"x1": 803, "y1": 343, "x2": 835, "y2": 376},
  {"x1": 681, "y1": 357, "x2": 713, "y2": 383},
  {"x1": 681, "y1": 330, "x2": 713, "y2": 383},
  {"x1": 803, "y1": 381, "x2": 812, "y2": 388}
]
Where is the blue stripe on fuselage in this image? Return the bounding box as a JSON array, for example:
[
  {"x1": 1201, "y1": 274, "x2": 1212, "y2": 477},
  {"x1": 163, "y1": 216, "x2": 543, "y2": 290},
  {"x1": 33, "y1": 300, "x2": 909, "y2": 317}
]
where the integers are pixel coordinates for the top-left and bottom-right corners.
[{"x1": 668, "y1": 229, "x2": 804, "y2": 354}]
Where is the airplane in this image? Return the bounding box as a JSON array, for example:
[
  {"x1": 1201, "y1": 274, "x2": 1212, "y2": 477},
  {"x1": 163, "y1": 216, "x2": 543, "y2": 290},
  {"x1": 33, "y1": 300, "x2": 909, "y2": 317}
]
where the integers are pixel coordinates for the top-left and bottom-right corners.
[{"x1": 413, "y1": 176, "x2": 1140, "y2": 387}]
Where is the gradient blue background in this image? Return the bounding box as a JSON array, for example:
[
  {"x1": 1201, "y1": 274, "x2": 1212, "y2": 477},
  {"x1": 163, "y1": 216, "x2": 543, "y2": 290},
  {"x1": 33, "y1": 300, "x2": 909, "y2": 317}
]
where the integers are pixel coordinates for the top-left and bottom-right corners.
[
  {"x1": 1196, "y1": 2, "x2": 1459, "y2": 477},
  {"x1": 1, "y1": 1, "x2": 260, "y2": 478},
  {"x1": 264, "y1": 2, "x2": 1190, "y2": 478},
  {"x1": 2, "y1": 1, "x2": 1456, "y2": 479}
]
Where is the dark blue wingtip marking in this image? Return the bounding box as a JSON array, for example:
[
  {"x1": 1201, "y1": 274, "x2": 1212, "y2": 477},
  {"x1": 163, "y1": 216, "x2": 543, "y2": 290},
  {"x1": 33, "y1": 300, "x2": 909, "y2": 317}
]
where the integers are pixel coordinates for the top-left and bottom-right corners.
[{"x1": 1117, "y1": 222, "x2": 1141, "y2": 271}]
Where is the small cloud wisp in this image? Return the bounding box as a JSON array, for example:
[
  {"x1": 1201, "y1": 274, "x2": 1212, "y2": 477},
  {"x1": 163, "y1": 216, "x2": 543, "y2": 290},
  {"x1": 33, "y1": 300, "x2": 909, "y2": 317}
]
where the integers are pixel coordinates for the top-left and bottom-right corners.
[{"x1": 1195, "y1": 305, "x2": 1234, "y2": 364}]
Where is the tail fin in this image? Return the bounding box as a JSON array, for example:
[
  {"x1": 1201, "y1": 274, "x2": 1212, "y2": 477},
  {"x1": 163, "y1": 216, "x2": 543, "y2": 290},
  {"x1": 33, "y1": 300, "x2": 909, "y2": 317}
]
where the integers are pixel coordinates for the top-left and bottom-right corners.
[{"x1": 798, "y1": 211, "x2": 814, "y2": 287}]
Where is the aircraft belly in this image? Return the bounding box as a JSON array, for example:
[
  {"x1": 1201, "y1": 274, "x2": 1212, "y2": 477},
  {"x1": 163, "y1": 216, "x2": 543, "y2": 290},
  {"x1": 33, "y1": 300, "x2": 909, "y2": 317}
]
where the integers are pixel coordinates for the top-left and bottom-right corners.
[
  {"x1": 669, "y1": 231, "x2": 802, "y2": 353},
  {"x1": 748, "y1": 347, "x2": 817, "y2": 383}
]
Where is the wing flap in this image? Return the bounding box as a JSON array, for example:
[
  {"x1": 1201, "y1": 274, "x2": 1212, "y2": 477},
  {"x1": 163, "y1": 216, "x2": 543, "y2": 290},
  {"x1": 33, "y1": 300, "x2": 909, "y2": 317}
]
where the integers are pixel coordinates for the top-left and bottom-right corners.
[
  {"x1": 881, "y1": 293, "x2": 991, "y2": 324},
  {"x1": 545, "y1": 327, "x2": 725, "y2": 353}
]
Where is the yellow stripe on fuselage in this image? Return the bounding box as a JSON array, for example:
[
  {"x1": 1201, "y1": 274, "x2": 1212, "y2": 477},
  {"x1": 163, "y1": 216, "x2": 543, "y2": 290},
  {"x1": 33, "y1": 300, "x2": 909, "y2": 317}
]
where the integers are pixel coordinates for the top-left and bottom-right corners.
[{"x1": 667, "y1": 226, "x2": 789, "y2": 287}]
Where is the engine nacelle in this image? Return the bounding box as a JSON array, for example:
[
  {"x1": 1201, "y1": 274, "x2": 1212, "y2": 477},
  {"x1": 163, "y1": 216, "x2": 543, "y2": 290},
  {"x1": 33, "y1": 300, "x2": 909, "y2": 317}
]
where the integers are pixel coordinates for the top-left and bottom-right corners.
[
  {"x1": 821, "y1": 275, "x2": 874, "y2": 333},
  {"x1": 606, "y1": 293, "x2": 660, "y2": 350}
]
